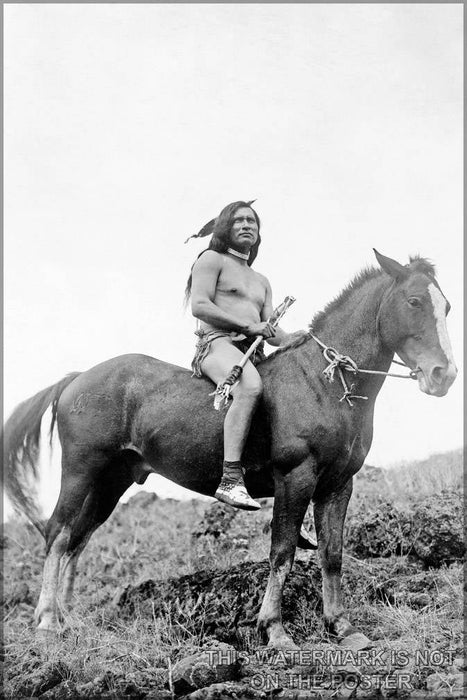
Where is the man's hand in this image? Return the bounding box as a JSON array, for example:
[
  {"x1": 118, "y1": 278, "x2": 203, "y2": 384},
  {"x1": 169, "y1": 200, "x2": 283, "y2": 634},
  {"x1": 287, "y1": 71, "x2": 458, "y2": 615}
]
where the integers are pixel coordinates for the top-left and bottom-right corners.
[
  {"x1": 244, "y1": 321, "x2": 276, "y2": 339},
  {"x1": 266, "y1": 328, "x2": 309, "y2": 347}
]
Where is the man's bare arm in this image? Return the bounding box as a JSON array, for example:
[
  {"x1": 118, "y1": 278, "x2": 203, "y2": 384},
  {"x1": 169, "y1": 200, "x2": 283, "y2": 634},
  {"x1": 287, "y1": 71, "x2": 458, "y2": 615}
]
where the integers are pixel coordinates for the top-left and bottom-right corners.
[{"x1": 191, "y1": 252, "x2": 274, "y2": 337}]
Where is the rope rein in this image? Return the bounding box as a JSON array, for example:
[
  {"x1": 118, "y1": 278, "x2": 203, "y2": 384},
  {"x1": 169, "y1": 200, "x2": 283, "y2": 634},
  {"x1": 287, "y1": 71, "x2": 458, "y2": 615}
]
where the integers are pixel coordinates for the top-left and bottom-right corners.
[{"x1": 307, "y1": 331, "x2": 420, "y2": 407}]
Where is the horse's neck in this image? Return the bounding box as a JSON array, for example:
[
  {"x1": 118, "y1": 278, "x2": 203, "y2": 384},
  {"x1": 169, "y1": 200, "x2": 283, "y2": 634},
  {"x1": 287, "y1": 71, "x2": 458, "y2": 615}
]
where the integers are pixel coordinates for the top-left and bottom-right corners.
[{"x1": 306, "y1": 275, "x2": 394, "y2": 392}]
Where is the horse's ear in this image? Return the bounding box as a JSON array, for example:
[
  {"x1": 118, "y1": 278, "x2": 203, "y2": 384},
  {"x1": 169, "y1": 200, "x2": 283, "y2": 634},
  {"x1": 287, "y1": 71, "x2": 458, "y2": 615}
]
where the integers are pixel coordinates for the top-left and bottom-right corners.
[{"x1": 373, "y1": 249, "x2": 409, "y2": 280}]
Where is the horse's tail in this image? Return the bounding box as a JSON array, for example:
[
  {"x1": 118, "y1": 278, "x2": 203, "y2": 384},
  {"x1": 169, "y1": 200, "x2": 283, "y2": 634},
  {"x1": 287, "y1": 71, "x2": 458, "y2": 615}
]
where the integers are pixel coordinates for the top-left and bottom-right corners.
[{"x1": 3, "y1": 372, "x2": 81, "y2": 538}]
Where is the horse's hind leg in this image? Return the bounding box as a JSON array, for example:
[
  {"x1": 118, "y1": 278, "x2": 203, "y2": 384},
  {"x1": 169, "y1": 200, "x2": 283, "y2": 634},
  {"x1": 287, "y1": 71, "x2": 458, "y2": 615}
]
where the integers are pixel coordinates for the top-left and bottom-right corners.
[
  {"x1": 35, "y1": 451, "x2": 134, "y2": 633},
  {"x1": 58, "y1": 455, "x2": 135, "y2": 615},
  {"x1": 35, "y1": 526, "x2": 71, "y2": 633},
  {"x1": 59, "y1": 541, "x2": 88, "y2": 612},
  {"x1": 257, "y1": 457, "x2": 316, "y2": 649},
  {"x1": 313, "y1": 478, "x2": 370, "y2": 650}
]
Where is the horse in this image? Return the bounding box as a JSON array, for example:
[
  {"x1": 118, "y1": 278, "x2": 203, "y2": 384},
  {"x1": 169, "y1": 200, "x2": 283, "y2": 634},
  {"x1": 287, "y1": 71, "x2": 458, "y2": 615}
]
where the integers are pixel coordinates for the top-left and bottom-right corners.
[{"x1": 4, "y1": 249, "x2": 457, "y2": 650}]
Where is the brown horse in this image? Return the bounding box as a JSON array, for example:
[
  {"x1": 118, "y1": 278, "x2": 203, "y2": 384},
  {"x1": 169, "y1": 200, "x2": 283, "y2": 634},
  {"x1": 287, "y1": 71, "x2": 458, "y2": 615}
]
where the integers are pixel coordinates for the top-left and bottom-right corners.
[{"x1": 4, "y1": 250, "x2": 456, "y2": 649}]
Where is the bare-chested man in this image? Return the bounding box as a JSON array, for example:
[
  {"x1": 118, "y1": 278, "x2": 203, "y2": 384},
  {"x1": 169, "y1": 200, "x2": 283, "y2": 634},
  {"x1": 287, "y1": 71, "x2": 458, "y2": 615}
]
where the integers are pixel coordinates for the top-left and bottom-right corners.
[{"x1": 185, "y1": 201, "x2": 295, "y2": 510}]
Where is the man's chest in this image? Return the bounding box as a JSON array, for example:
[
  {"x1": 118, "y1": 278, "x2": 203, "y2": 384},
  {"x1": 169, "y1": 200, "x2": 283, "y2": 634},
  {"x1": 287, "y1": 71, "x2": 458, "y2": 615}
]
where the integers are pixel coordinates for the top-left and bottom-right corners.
[{"x1": 216, "y1": 263, "x2": 265, "y2": 306}]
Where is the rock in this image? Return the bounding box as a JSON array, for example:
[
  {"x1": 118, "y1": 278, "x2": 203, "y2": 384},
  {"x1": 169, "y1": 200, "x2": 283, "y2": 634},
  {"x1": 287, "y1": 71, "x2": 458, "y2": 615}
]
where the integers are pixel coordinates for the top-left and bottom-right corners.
[
  {"x1": 75, "y1": 671, "x2": 151, "y2": 699},
  {"x1": 338, "y1": 632, "x2": 373, "y2": 651},
  {"x1": 405, "y1": 592, "x2": 431, "y2": 608},
  {"x1": 185, "y1": 681, "x2": 267, "y2": 699},
  {"x1": 171, "y1": 643, "x2": 239, "y2": 694}
]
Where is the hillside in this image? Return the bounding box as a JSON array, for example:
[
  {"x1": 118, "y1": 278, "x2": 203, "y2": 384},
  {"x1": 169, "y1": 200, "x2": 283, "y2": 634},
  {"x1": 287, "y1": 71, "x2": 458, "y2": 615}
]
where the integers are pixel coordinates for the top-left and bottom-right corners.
[{"x1": 2, "y1": 448, "x2": 464, "y2": 698}]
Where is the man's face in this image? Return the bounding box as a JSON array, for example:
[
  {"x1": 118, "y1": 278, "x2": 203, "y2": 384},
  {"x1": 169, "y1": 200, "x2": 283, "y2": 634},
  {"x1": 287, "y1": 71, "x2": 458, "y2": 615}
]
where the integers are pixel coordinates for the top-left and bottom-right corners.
[{"x1": 229, "y1": 207, "x2": 259, "y2": 250}]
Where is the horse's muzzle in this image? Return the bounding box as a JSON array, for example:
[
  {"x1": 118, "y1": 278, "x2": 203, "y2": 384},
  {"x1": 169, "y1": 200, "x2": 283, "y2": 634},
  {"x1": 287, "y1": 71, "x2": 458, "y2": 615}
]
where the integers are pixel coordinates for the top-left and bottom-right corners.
[{"x1": 417, "y1": 362, "x2": 457, "y2": 397}]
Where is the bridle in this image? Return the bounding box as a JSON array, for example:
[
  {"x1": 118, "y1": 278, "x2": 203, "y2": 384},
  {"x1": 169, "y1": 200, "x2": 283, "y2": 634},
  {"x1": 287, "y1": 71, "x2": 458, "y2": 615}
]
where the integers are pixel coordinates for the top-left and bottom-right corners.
[{"x1": 308, "y1": 331, "x2": 420, "y2": 407}]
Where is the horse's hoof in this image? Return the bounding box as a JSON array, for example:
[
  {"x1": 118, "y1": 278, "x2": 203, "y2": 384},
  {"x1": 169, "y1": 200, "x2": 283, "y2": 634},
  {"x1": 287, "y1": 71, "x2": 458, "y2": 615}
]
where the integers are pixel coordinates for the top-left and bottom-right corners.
[{"x1": 339, "y1": 632, "x2": 373, "y2": 651}]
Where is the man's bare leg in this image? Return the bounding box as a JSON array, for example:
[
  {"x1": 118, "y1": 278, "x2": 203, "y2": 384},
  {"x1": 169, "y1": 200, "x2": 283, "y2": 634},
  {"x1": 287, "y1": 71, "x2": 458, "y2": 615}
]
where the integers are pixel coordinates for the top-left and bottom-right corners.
[{"x1": 201, "y1": 337, "x2": 263, "y2": 509}]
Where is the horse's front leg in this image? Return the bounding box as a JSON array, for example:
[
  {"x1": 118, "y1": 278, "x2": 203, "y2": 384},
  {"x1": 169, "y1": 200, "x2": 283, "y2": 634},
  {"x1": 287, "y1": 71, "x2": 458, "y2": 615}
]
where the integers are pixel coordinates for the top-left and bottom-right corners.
[
  {"x1": 258, "y1": 456, "x2": 316, "y2": 649},
  {"x1": 313, "y1": 479, "x2": 371, "y2": 650}
]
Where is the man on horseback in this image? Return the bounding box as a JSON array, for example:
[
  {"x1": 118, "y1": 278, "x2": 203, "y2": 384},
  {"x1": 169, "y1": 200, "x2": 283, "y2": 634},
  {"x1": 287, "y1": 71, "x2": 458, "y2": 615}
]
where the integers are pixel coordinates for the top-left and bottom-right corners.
[
  {"x1": 6, "y1": 239, "x2": 456, "y2": 639},
  {"x1": 185, "y1": 201, "x2": 294, "y2": 510}
]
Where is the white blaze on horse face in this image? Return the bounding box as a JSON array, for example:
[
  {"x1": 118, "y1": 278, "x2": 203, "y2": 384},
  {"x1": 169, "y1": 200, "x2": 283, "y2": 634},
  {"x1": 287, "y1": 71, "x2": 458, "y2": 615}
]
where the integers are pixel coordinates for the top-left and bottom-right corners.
[{"x1": 428, "y1": 283, "x2": 456, "y2": 372}]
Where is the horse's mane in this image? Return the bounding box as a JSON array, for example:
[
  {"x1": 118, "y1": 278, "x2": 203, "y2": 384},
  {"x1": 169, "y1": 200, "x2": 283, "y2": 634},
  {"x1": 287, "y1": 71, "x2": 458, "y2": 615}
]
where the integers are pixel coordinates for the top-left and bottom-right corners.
[
  {"x1": 408, "y1": 255, "x2": 436, "y2": 277},
  {"x1": 267, "y1": 255, "x2": 436, "y2": 358},
  {"x1": 309, "y1": 265, "x2": 383, "y2": 334}
]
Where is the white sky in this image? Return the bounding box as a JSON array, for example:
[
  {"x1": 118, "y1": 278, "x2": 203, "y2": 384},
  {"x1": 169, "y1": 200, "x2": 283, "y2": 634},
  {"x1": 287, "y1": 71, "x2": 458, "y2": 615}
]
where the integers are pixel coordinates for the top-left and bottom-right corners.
[{"x1": 4, "y1": 4, "x2": 463, "y2": 516}]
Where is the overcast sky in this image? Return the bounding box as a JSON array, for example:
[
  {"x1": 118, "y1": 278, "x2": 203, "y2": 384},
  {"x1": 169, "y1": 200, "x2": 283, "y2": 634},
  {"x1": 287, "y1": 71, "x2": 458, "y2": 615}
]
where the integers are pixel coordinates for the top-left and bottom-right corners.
[{"x1": 4, "y1": 4, "x2": 463, "y2": 515}]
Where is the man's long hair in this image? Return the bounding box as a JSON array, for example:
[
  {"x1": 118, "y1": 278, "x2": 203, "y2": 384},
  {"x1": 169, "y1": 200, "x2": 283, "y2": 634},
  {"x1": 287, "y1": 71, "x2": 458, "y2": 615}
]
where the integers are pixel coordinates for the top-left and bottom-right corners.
[{"x1": 184, "y1": 201, "x2": 261, "y2": 306}]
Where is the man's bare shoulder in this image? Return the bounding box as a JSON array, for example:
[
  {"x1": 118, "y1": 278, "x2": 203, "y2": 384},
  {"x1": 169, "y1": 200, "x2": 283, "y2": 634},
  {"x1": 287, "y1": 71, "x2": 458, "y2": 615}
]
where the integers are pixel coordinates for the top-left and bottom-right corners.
[
  {"x1": 254, "y1": 269, "x2": 271, "y2": 289},
  {"x1": 192, "y1": 250, "x2": 224, "y2": 272}
]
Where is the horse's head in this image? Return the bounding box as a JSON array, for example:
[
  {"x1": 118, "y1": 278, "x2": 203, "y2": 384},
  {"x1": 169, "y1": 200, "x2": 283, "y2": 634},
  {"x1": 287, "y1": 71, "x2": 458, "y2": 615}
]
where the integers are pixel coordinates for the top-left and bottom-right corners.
[{"x1": 374, "y1": 249, "x2": 457, "y2": 397}]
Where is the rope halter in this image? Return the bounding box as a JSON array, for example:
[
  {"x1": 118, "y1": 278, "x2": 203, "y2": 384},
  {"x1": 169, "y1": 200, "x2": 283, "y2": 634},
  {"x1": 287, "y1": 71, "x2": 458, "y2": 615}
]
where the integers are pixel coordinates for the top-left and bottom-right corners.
[{"x1": 308, "y1": 332, "x2": 420, "y2": 407}]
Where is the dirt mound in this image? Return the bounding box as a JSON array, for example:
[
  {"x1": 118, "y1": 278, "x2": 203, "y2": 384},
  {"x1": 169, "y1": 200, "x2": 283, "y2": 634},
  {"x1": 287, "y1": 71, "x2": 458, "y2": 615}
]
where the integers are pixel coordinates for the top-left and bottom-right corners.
[
  {"x1": 193, "y1": 501, "x2": 254, "y2": 539},
  {"x1": 345, "y1": 501, "x2": 412, "y2": 558},
  {"x1": 115, "y1": 554, "x2": 450, "y2": 647},
  {"x1": 192, "y1": 499, "x2": 318, "y2": 560},
  {"x1": 352, "y1": 557, "x2": 452, "y2": 609},
  {"x1": 193, "y1": 500, "x2": 272, "y2": 542},
  {"x1": 355, "y1": 463, "x2": 386, "y2": 485},
  {"x1": 409, "y1": 492, "x2": 465, "y2": 568},
  {"x1": 115, "y1": 559, "x2": 323, "y2": 644},
  {"x1": 345, "y1": 490, "x2": 464, "y2": 567},
  {"x1": 190, "y1": 501, "x2": 274, "y2": 569},
  {"x1": 9, "y1": 661, "x2": 70, "y2": 698}
]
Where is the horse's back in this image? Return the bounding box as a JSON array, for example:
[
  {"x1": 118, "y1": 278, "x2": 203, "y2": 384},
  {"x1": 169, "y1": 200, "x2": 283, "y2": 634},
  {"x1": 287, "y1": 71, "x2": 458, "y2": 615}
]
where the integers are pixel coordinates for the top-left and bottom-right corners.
[
  {"x1": 59, "y1": 353, "x2": 200, "y2": 399},
  {"x1": 80, "y1": 352, "x2": 190, "y2": 378},
  {"x1": 55, "y1": 353, "x2": 213, "y2": 447}
]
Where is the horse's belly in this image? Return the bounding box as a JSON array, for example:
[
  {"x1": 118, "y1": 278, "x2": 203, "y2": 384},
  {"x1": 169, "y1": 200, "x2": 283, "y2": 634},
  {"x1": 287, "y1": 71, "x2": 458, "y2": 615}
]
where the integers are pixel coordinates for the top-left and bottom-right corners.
[
  {"x1": 135, "y1": 399, "x2": 272, "y2": 497},
  {"x1": 140, "y1": 417, "x2": 223, "y2": 494}
]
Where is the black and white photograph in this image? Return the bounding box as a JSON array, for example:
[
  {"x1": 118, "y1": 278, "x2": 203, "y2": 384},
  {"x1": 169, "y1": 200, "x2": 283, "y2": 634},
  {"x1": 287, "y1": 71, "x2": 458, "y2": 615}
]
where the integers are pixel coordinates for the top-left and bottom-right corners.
[{"x1": 3, "y1": 3, "x2": 463, "y2": 698}]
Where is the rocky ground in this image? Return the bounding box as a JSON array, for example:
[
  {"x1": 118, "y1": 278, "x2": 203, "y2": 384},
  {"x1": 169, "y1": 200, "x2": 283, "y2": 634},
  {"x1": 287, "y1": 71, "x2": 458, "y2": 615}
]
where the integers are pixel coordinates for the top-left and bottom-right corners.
[{"x1": 2, "y1": 450, "x2": 464, "y2": 698}]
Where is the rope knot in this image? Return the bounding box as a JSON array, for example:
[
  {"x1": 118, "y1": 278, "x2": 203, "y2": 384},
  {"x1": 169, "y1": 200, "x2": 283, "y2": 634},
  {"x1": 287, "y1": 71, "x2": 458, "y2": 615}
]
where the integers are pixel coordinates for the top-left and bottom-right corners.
[
  {"x1": 322, "y1": 347, "x2": 358, "y2": 383},
  {"x1": 339, "y1": 383, "x2": 369, "y2": 407},
  {"x1": 308, "y1": 330, "x2": 418, "y2": 409},
  {"x1": 310, "y1": 334, "x2": 367, "y2": 407}
]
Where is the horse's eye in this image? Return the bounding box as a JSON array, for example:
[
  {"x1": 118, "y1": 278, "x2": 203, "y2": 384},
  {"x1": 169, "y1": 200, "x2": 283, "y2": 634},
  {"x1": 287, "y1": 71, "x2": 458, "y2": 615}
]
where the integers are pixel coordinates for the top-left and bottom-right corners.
[{"x1": 408, "y1": 297, "x2": 421, "y2": 308}]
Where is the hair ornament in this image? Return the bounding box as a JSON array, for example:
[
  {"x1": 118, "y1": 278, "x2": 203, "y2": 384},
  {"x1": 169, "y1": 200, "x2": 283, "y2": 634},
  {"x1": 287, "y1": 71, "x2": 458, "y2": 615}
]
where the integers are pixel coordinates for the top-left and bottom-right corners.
[{"x1": 184, "y1": 200, "x2": 257, "y2": 244}]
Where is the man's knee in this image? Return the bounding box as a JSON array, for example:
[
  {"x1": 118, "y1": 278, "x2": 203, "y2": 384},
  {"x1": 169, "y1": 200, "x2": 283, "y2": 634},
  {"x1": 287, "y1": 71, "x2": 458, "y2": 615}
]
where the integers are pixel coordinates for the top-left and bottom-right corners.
[{"x1": 236, "y1": 373, "x2": 263, "y2": 402}]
